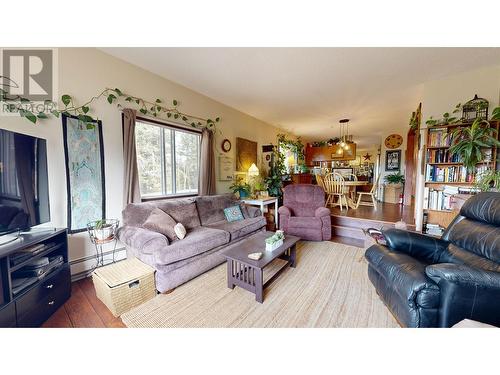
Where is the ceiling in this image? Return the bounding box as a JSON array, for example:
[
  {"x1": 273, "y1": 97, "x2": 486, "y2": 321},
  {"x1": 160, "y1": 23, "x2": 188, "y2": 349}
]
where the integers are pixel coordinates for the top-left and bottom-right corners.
[{"x1": 101, "y1": 48, "x2": 500, "y2": 149}]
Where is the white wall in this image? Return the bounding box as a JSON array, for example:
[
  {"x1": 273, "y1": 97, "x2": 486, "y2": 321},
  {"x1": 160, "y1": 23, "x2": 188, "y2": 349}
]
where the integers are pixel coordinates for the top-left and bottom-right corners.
[
  {"x1": 414, "y1": 63, "x2": 500, "y2": 230},
  {"x1": 0, "y1": 48, "x2": 284, "y2": 277}
]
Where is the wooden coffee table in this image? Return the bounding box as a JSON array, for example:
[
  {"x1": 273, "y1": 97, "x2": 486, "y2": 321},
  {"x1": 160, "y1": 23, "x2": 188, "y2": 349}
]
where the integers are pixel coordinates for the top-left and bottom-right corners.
[{"x1": 223, "y1": 231, "x2": 300, "y2": 303}]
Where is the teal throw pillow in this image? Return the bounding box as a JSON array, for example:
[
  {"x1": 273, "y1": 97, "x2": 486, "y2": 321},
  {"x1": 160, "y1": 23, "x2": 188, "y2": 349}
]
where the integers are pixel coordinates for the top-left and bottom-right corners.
[{"x1": 224, "y1": 205, "x2": 244, "y2": 222}]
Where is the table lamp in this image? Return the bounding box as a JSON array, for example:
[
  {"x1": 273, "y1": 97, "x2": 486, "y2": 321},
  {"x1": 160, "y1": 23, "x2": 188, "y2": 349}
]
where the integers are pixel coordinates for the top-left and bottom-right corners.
[{"x1": 248, "y1": 163, "x2": 259, "y2": 177}]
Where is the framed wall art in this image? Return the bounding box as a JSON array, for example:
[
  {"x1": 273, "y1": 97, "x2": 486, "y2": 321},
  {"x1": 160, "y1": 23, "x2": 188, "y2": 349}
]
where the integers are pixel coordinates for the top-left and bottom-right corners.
[{"x1": 385, "y1": 149, "x2": 401, "y2": 171}]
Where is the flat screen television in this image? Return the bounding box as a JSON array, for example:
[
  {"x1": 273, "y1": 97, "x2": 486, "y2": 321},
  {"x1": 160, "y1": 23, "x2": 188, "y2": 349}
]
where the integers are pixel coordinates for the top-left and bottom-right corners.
[{"x1": 0, "y1": 128, "x2": 50, "y2": 234}]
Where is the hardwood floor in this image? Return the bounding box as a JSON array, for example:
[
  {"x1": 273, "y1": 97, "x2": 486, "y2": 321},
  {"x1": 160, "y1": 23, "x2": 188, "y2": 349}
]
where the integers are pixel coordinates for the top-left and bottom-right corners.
[
  {"x1": 42, "y1": 277, "x2": 125, "y2": 328},
  {"x1": 330, "y1": 201, "x2": 415, "y2": 225}
]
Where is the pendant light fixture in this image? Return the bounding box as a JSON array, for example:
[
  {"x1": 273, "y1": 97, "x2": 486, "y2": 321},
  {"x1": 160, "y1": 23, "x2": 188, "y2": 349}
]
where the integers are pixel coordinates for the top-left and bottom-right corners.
[{"x1": 338, "y1": 118, "x2": 352, "y2": 150}]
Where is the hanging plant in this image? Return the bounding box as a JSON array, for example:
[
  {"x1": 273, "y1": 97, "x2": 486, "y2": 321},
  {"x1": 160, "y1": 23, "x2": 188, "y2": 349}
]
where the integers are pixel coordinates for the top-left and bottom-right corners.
[{"x1": 0, "y1": 87, "x2": 220, "y2": 130}]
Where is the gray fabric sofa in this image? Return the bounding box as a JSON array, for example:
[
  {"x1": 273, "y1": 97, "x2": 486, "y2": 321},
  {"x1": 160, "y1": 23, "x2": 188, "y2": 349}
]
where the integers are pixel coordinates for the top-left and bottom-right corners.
[{"x1": 117, "y1": 194, "x2": 266, "y2": 292}]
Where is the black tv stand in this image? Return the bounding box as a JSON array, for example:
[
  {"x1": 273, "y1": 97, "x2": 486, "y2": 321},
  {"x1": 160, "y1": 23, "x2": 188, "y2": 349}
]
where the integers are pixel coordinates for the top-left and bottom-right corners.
[{"x1": 0, "y1": 228, "x2": 71, "y2": 327}]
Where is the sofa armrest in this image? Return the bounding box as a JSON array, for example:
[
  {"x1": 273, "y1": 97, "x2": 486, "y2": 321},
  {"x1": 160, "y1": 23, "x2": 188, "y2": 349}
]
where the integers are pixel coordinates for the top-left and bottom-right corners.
[
  {"x1": 382, "y1": 228, "x2": 448, "y2": 263},
  {"x1": 117, "y1": 225, "x2": 169, "y2": 255},
  {"x1": 278, "y1": 206, "x2": 292, "y2": 217},
  {"x1": 426, "y1": 263, "x2": 500, "y2": 327},
  {"x1": 242, "y1": 204, "x2": 262, "y2": 218},
  {"x1": 426, "y1": 263, "x2": 500, "y2": 290},
  {"x1": 315, "y1": 207, "x2": 330, "y2": 218}
]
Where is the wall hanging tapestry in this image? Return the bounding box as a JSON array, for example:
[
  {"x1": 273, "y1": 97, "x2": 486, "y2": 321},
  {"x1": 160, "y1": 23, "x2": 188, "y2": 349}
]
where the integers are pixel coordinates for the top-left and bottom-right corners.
[{"x1": 62, "y1": 114, "x2": 106, "y2": 233}]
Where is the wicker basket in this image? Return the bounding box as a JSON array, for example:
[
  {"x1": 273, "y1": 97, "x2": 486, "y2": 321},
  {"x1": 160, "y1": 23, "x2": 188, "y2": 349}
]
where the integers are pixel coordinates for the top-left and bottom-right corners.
[{"x1": 92, "y1": 258, "x2": 156, "y2": 317}]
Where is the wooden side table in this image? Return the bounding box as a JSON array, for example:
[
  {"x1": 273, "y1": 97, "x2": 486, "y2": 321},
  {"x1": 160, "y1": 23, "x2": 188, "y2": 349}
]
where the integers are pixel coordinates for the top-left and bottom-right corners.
[{"x1": 240, "y1": 197, "x2": 279, "y2": 227}]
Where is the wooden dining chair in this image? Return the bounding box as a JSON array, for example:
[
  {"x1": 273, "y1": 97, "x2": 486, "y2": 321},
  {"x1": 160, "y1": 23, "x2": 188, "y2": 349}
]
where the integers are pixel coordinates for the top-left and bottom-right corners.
[
  {"x1": 355, "y1": 174, "x2": 379, "y2": 208},
  {"x1": 324, "y1": 173, "x2": 348, "y2": 211}
]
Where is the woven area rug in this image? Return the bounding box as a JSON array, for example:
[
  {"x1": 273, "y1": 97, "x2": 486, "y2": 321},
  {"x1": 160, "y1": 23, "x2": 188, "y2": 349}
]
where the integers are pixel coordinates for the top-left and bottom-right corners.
[{"x1": 121, "y1": 241, "x2": 399, "y2": 328}]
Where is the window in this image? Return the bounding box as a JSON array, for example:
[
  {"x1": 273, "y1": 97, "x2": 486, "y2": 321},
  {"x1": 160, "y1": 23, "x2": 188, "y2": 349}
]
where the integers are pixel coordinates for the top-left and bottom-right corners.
[{"x1": 135, "y1": 119, "x2": 200, "y2": 198}]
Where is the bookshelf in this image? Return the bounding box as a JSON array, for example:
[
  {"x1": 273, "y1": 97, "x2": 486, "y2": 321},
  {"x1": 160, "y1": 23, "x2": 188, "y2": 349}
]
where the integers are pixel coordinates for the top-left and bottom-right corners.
[{"x1": 422, "y1": 120, "x2": 499, "y2": 234}]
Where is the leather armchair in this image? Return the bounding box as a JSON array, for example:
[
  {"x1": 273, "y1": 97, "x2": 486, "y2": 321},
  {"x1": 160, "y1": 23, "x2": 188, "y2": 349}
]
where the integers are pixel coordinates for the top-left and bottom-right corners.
[
  {"x1": 365, "y1": 192, "x2": 500, "y2": 327},
  {"x1": 279, "y1": 184, "x2": 331, "y2": 241}
]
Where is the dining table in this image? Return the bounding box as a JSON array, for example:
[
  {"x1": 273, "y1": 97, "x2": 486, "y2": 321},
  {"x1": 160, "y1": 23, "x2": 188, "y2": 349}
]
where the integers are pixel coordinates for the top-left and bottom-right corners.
[{"x1": 342, "y1": 180, "x2": 369, "y2": 209}]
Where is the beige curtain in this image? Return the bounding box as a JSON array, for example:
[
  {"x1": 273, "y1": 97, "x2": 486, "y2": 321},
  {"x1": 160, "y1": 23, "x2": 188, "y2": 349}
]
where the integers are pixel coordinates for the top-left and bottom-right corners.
[
  {"x1": 199, "y1": 128, "x2": 216, "y2": 195},
  {"x1": 122, "y1": 108, "x2": 141, "y2": 206}
]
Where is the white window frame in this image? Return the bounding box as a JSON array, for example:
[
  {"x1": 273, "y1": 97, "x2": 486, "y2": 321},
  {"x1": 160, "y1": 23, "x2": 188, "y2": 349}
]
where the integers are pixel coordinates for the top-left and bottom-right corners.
[{"x1": 135, "y1": 117, "x2": 201, "y2": 200}]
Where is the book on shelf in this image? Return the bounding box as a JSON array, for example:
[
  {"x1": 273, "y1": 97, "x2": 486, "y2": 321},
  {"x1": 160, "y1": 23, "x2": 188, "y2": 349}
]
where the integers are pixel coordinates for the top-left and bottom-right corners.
[
  {"x1": 427, "y1": 128, "x2": 453, "y2": 147},
  {"x1": 423, "y1": 185, "x2": 479, "y2": 212},
  {"x1": 425, "y1": 165, "x2": 469, "y2": 183},
  {"x1": 426, "y1": 149, "x2": 461, "y2": 163}
]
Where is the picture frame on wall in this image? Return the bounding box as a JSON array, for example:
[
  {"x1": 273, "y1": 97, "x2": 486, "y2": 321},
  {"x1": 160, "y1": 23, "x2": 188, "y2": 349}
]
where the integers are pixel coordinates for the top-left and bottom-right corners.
[{"x1": 385, "y1": 150, "x2": 401, "y2": 171}]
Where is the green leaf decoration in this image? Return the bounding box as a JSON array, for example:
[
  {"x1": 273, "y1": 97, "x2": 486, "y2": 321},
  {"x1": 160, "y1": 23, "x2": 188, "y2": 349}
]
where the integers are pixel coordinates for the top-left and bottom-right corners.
[
  {"x1": 191, "y1": 122, "x2": 196, "y2": 127},
  {"x1": 135, "y1": 99, "x2": 140, "y2": 104},
  {"x1": 82, "y1": 106, "x2": 89, "y2": 114},
  {"x1": 172, "y1": 99, "x2": 178, "y2": 106},
  {"x1": 78, "y1": 114, "x2": 94, "y2": 123},
  {"x1": 174, "y1": 114, "x2": 179, "y2": 119},
  {"x1": 167, "y1": 112, "x2": 172, "y2": 118},
  {"x1": 155, "y1": 99, "x2": 162, "y2": 103},
  {"x1": 156, "y1": 106, "x2": 161, "y2": 112},
  {"x1": 62, "y1": 94, "x2": 71, "y2": 106},
  {"x1": 86, "y1": 123, "x2": 95, "y2": 130},
  {"x1": 125, "y1": 97, "x2": 132, "y2": 102},
  {"x1": 21, "y1": 110, "x2": 37, "y2": 124},
  {"x1": 37, "y1": 112, "x2": 48, "y2": 119},
  {"x1": 182, "y1": 116, "x2": 188, "y2": 121},
  {"x1": 139, "y1": 108, "x2": 147, "y2": 115},
  {"x1": 107, "y1": 94, "x2": 116, "y2": 104},
  {"x1": 114, "y1": 88, "x2": 123, "y2": 96},
  {"x1": 215, "y1": 117, "x2": 220, "y2": 122},
  {"x1": 51, "y1": 110, "x2": 60, "y2": 118}
]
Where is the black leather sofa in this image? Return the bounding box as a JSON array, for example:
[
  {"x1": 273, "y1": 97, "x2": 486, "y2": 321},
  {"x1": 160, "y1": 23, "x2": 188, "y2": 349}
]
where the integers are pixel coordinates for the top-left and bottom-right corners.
[{"x1": 365, "y1": 192, "x2": 500, "y2": 327}]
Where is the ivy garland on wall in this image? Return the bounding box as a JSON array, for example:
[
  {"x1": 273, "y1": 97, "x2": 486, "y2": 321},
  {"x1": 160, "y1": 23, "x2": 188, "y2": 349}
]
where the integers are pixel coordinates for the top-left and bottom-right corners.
[{"x1": 0, "y1": 87, "x2": 221, "y2": 130}]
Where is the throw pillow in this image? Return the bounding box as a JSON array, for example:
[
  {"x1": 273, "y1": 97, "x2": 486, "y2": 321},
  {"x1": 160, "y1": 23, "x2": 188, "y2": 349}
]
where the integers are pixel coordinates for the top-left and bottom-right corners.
[
  {"x1": 224, "y1": 205, "x2": 244, "y2": 222},
  {"x1": 174, "y1": 223, "x2": 187, "y2": 239},
  {"x1": 143, "y1": 208, "x2": 178, "y2": 241}
]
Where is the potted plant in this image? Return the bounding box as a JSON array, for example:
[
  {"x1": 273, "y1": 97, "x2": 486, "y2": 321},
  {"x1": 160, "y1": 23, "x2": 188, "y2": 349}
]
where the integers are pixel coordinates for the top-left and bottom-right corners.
[
  {"x1": 474, "y1": 169, "x2": 500, "y2": 192},
  {"x1": 449, "y1": 118, "x2": 500, "y2": 176},
  {"x1": 384, "y1": 172, "x2": 405, "y2": 186},
  {"x1": 87, "y1": 219, "x2": 119, "y2": 243},
  {"x1": 383, "y1": 173, "x2": 405, "y2": 204},
  {"x1": 229, "y1": 177, "x2": 251, "y2": 199}
]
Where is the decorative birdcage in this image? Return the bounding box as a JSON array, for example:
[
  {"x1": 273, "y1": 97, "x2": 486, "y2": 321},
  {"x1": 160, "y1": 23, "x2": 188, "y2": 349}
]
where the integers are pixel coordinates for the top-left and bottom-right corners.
[{"x1": 462, "y1": 94, "x2": 489, "y2": 122}]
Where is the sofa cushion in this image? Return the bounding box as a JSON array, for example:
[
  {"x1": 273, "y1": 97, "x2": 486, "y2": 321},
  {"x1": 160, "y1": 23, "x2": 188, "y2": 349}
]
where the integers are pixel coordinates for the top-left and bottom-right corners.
[
  {"x1": 365, "y1": 244, "x2": 440, "y2": 327},
  {"x1": 122, "y1": 198, "x2": 201, "y2": 229},
  {"x1": 143, "y1": 208, "x2": 178, "y2": 241},
  {"x1": 195, "y1": 194, "x2": 238, "y2": 225},
  {"x1": 438, "y1": 243, "x2": 500, "y2": 273},
  {"x1": 224, "y1": 205, "x2": 244, "y2": 222},
  {"x1": 154, "y1": 226, "x2": 230, "y2": 266},
  {"x1": 365, "y1": 245, "x2": 440, "y2": 309},
  {"x1": 206, "y1": 216, "x2": 266, "y2": 241},
  {"x1": 445, "y1": 218, "x2": 500, "y2": 263},
  {"x1": 288, "y1": 216, "x2": 322, "y2": 228}
]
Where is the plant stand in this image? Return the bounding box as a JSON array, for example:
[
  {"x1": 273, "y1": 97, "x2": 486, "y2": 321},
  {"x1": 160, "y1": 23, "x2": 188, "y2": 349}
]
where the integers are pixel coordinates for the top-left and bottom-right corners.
[{"x1": 87, "y1": 219, "x2": 120, "y2": 269}]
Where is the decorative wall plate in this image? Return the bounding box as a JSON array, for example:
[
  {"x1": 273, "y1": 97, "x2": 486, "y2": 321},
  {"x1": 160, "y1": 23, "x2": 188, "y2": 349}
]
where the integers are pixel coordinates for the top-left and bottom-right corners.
[
  {"x1": 221, "y1": 139, "x2": 232, "y2": 152},
  {"x1": 384, "y1": 134, "x2": 403, "y2": 149}
]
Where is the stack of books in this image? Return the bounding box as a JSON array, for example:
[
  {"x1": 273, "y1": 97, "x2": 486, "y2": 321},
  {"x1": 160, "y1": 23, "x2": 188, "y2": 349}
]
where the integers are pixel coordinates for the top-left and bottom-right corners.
[{"x1": 9, "y1": 243, "x2": 47, "y2": 267}]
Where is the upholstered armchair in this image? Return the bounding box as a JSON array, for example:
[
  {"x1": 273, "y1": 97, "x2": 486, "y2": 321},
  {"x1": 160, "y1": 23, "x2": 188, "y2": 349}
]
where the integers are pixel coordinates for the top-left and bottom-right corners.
[
  {"x1": 365, "y1": 192, "x2": 500, "y2": 328},
  {"x1": 278, "y1": 184, "x2": 331, "y2": 241}
]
